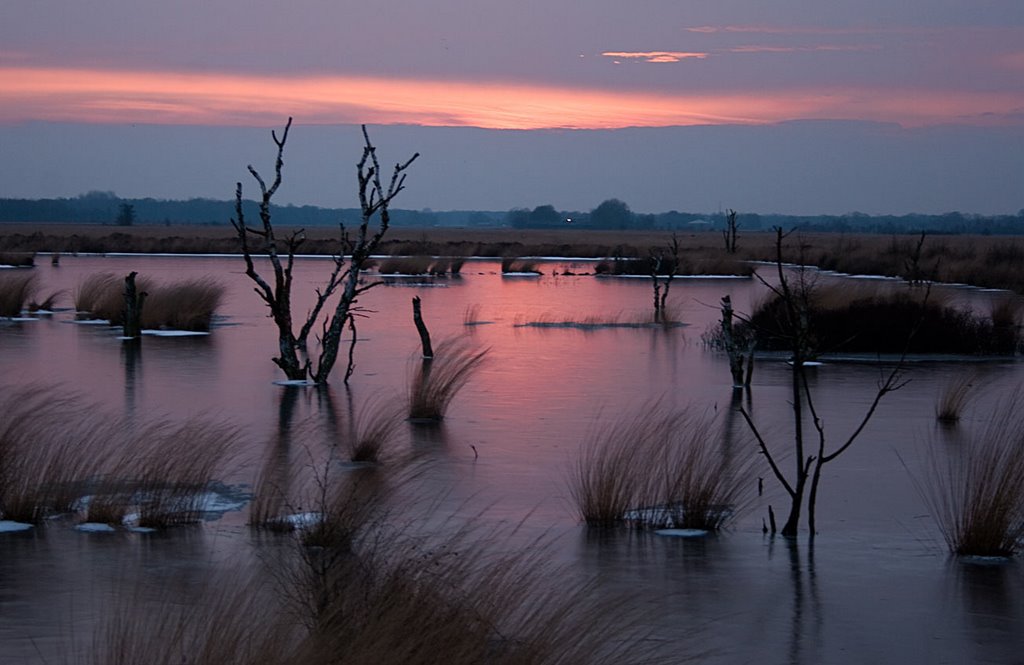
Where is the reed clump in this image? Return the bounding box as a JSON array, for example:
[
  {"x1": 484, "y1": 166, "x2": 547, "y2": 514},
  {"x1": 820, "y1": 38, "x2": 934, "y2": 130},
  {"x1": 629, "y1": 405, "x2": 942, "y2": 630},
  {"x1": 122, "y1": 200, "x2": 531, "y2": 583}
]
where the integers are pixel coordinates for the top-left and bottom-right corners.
[
  {"x1": 408, "y1": 337, "x2": 488, "y2": 421},
  {"x1": 570, "y1": 404, "x2": 750, "y2": 531},
  {"x1": 918, "y1": 399, "x2": 1024, "y2": 557},
  {"x1": 346, "y1": 399, "x2": 402, "y2": 463},
  {"x1": 935, "y1": 373, "x2": 976, "y2": 424},
  {"x1": 377, "y1": 256, "x2": 433, "y2": 275},
  {"x1": 501, "y1": 257, "x2": 541, "y2": 274},
  {"x1": 74, "y1": 272, "x2": 224, "y2": 331},
  {"x1": 0, "y1": 272, "x2": 37, "y2": 317}
]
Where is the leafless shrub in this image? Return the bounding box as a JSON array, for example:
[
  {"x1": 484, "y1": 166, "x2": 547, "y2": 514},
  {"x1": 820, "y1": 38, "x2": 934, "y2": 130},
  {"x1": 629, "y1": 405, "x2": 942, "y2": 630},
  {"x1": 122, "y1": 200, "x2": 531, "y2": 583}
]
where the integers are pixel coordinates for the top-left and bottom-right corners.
[
  {"x1": 0, "y1": 272, "x2": 37, "y2": 316},
  {"x1": 408, "y1": 337, "x2": 489, "y2": 421}
]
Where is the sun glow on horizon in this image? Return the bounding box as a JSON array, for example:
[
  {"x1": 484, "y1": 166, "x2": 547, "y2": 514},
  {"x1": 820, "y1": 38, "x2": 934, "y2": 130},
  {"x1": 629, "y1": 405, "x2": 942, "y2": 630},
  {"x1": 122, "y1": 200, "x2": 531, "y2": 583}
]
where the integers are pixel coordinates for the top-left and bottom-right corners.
[{"x1": 0, "y1": 66, "x2": 1021, "y2": 130}]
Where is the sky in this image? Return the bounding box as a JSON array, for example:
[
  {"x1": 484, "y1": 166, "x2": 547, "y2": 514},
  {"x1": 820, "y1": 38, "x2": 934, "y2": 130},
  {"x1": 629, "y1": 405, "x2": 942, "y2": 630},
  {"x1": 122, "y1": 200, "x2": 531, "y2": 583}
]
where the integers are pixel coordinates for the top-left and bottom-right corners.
[{"x1": 0, "y1": 1, "x2": 1022, "y2": 216}]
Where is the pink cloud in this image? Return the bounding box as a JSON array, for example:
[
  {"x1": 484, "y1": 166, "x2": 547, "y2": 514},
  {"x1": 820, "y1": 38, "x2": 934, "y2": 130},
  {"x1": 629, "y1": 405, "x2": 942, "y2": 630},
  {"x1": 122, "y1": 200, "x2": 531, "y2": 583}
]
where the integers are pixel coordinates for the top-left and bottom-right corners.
[
  {"x1": 0, "y1": 66, "x2": 1021, "y2": 129},
  {"x1": 601, "y1": 51, "x2": 708, "y2": 63}
]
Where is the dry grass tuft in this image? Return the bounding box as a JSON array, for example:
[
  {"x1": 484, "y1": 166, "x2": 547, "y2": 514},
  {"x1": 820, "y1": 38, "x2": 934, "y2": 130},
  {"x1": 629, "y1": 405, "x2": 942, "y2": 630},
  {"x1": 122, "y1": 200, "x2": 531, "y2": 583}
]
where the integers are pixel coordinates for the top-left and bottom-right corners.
[
  {"x1": 0, "y1": 272, "x2": 37, "y2": 316},
  {"x1": 570, "y1": 404, "x2": 750, "y2": 531},
  {"x1": 935, "y1": 373, "x2": 977, "y2": 423},
  {"x1": 345, "y1": 398, "x2": 403, "y2": 463},
  {"x1": 408, "y1": 337, "x2": 489, "y2": 421},
  {"x1": 501, "y1": 257, "x2": 541, "y2": 274},
  {"x1": 142, "y1": 277, "x2": 225, "y2": 331},
  {"x1": 918, "y1": 397, "x2": 1024, "y2": 557}
]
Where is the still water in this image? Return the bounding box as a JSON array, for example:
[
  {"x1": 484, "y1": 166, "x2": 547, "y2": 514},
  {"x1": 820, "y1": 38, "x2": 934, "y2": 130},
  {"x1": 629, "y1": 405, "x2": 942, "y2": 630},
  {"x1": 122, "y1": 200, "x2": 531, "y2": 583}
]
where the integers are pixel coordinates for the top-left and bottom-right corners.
[{"x1": 1, "y1": 254, "x2": 1023, "y2": 664}]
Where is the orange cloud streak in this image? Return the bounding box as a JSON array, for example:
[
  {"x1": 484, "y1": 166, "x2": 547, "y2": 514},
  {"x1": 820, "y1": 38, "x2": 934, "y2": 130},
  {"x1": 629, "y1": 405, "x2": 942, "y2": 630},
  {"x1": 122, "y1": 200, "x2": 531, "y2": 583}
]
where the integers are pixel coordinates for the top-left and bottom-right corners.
[{"x1": 0, "y1": 66, "x2": 1020, "y2": 129}]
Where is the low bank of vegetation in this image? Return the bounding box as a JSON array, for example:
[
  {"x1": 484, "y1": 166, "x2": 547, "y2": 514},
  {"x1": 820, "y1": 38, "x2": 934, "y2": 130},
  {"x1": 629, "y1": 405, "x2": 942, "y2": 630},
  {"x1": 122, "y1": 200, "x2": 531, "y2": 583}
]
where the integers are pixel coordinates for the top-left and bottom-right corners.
[{"x1": 735, "y1": 284, "x2": 1022, "y2": 356}]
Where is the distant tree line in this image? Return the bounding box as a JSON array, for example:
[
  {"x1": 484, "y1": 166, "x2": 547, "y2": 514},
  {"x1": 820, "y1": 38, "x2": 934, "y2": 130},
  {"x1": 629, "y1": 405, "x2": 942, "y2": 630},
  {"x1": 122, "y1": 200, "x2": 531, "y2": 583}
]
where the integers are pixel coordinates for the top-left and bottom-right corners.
[{"x1": 1, "y1": 192, "x2": 1023, "y2": 235}]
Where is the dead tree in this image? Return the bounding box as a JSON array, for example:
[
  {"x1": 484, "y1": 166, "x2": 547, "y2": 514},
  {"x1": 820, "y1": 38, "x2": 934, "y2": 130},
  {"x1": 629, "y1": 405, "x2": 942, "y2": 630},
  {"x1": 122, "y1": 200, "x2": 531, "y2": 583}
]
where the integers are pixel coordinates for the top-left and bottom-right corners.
[
  {"x1": 649, "y1": 234, "x2": 680, "y2": 321},
  {"x1": 233, "y1": 118, "x2": 418, "y2": 383},
  {"x1": 722, "y1": 209, "x2": 739, "y2": 254},
  {"x1": 122, "y1": 271, "x2": 146, "y2": 339},
  {"x1": 737, "y1": 227, "x2": 911, "y2": 537},
  {"x1": 412, "y1": 296, "x2": 434, "y2": 359},
  {"x1": 719, "y1": 295, "x2": 754, "y2": 388}
]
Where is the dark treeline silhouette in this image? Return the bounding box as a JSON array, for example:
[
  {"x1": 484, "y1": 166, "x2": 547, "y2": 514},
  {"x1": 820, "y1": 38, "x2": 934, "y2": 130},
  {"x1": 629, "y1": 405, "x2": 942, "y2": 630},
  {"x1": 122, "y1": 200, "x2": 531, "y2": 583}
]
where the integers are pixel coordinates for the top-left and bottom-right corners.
[{"x1": 2, "y1": 192, "x2": 1023, "y2": 235}]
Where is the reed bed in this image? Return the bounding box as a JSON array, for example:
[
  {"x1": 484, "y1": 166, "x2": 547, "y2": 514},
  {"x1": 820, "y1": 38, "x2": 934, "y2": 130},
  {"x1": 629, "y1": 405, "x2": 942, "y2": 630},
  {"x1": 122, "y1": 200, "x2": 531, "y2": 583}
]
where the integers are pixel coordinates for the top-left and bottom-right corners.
[
  {"x1": 91, "y1": 516, "x2": 656, "y2": 665},
  {"x1": 0, "y1": 271, "x2": 36, "y2": 316},
  {"x1": 74, "y1": 272, "x2": 224, "y2": 330},
  {"x1": 570, "y1": 404, "x2": 750, "y2": 531},
  {"x1": 917, "y1": 398, "x2": 1024, "y2": 557},
  {"x1": 408, "y1": 337, "x2": 489, "y2": 421}
]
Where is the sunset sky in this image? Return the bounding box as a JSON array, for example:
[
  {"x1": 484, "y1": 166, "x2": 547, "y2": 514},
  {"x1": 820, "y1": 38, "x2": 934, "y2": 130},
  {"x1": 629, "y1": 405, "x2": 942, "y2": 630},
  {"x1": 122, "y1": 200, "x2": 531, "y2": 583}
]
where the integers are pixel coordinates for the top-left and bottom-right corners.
[{"x1": 1, "y1": 1, "x2": 1022, "y2": 215}]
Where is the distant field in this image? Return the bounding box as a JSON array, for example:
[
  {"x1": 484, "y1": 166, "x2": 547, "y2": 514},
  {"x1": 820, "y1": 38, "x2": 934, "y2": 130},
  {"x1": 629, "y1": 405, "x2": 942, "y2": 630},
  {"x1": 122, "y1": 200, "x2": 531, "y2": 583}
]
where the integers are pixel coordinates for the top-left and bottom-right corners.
[{"x1": 2, "y1": 222, "x2": 1024, "y2": 293}]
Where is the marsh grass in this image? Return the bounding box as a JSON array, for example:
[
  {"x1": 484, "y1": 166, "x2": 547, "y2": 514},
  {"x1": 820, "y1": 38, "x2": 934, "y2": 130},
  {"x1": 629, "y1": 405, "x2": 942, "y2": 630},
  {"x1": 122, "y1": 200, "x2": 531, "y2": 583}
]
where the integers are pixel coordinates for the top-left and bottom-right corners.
[
  {"x1": 0, "y1": 387, "x2": 104, "y2": 522},
  {"x1": 93, "y1": 518, "x2": 656, "y2": 665},
  {"x1": 571, "y1": 404, "x2": 750, "y2": 531},
  {"x1": 75, "y1": 272, "x2": 136, "y2": 321},
  {"x1": 501, "y1": 257, "x2": 541, "y2": 274},
  {"x1": 408, "y1": 337, "x2": 489, "y2": 421},
  {"x1": 514, "y1": 311, "x2": 685, "y2": 331},
  {"x1": 915, "y1": 399, "x2": 1024, "y2": 557},
  {"x1": 0, "y1": 272, "x2": 37, "y2": 316},
  {"x1": 81, "y1": 419, "x2": 236, "y2": 528},
  {"x1": 142, "y1": 278, "x2": 225, "y2": 331},
  {"x1": 27, "y1": 289, "x2": 64, "y2": 312},
  {"x1": 935, "y1": 373, "x2": 977, "y2": 423}
]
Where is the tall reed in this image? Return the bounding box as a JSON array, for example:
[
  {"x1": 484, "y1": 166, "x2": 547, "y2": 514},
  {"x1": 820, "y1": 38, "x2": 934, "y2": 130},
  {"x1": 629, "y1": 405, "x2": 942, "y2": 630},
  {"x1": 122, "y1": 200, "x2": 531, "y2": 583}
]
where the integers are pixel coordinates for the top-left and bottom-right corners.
[{"x1": 408, "y1": 337, "x2": 488, "y2": 421}]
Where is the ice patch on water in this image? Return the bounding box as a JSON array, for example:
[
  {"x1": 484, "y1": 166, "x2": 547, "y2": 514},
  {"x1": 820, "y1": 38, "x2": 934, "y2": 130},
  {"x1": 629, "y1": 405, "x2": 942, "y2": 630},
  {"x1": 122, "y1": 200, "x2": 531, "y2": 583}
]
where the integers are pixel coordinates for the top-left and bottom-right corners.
[
  {"x1": 274, "y1": 379, "x2": 318, "y2": 387},
  {"x1": 655, "y1": 528, "x2": 710, "y2": 538},
  {"x1": 142, "y1": 329, "x2": 210, "y2": 337},
  {"x1": 0, "y1": 520, "x2": 33, "y2": 532},
  {"x1": 75, "y1": 523, "x2": 116, "y2": 533}
]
